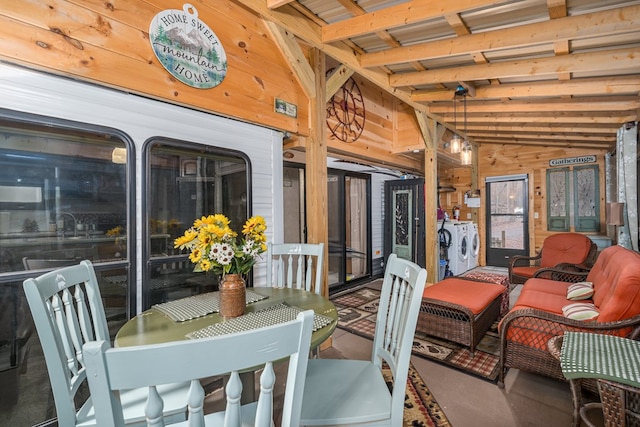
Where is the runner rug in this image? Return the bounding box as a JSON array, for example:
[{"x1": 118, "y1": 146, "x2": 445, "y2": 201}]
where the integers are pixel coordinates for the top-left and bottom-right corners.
[
  {"x1": 383, "y1": 362, "x2": 452, "y2": 427},
  {"x1": 332, "y1": 282, "x2": 504, "y2": 383}
]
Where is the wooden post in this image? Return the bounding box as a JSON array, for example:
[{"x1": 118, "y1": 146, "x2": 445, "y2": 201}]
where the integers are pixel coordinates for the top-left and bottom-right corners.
[{"x1": 306, "y1": 48, "x2": 328, "y2": 296}]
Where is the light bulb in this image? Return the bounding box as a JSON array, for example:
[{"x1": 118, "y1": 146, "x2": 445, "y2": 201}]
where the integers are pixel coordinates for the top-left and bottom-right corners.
[
  {"x1": 450, "y1": 135, "x2": 461, "y2": 154},
  {"x1": 460, "y1": 142, "x2": 472, "y2": 165}
]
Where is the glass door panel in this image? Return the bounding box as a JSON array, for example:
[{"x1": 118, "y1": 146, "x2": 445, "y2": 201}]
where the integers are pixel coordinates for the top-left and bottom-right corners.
[
  {"x1": 345, "y1": 176, "x2": 368, "y2": 281},
  {"x1": 486, "y1": 176, "x2": 528, "y2": 267}
]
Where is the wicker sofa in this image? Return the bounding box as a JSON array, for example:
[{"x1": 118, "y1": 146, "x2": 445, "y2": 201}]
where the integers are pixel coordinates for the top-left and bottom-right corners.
[{"x1": 498, "y1": 245, "x2": 640, "y2": 389}]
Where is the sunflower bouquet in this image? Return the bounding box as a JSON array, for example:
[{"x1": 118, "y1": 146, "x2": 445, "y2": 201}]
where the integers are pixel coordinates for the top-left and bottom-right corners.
[{"x1": 174, "y1": 214, "x2": 267, "y2": 275}]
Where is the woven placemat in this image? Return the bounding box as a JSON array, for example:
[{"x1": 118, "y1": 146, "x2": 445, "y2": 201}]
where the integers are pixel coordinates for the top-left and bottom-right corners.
[
  {"x1": 153, "y1": 290, "x2": 267, "y2": 322},
  {"x1": 187, "y1": 303, "x2": 333, "y2": 339}
]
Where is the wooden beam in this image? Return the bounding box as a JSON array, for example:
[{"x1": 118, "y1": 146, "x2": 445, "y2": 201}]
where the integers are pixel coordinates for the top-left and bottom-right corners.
[
  {"x1": 424, "y1": 143, "x2": 439, "y2": 284},
  {"x1": 232, "y1": 0, "x2": 453, "y2": 131},
  {"x1": 267, "y1": 0, "x2": 295, "y2": 8},
  {"x1": 361, "y1": 5, "x2": 640, "y2": 68},
  {"x1": 321, "y1": 0, "x2": 508, "y2": 43},
  {"x1": 428, "y1": 96, "x2": 640, "y2": 114},
  {"x1": 390, "y1": 47, "x2": 640, "y2": 87},
  {"x1": 412, "y1": 77, "x2": 640, "y2": 102},
  {"x1": 547, "y1": 0, "x2": 567, "y2": 19},
  {"x1": 471, "y1": 137, "x2": 612, "y2": 149},
  {"x1": 458, "y1": 113, "x2": 636, "y2": 124},
  {"x1": 325, "y1": 65, "x2": 353, "y2": 103},
  {"x1": 465, "y1": 124, "x2": 619, "y2": 134},
  {"x1": 414, "y1": 110, "x2": 439, "y2": 150},
  {"x1": 467, "y1": 131, "x2": 615, "y2": 143},
  {"x1": 264, "y1": 20, "x2": 315, "y2": 98},
  {"x1": 306, "y1": 48, "x2": 328, "y2": 297}
]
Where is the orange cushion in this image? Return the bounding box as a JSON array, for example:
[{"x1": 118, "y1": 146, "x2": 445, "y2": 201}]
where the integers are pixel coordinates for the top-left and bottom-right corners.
[
  {"x1": 519, "y1": 278, "x2": 571, "y2": 297},
  {"x1": 539, "y1": 233, "x2": 593, "y2": 268},
  {"x1": 587, "y1": 246, "x2": 640, "y2": 322},
  {"x1": 423, "y1": 278, "x2": 505, "y2": 315},
  {"x1": 512, "y1": 288, "x2": 575, "y2": 316},
  {"x1": 512, "y1": 266, "x2": 540, "y2": 279}
]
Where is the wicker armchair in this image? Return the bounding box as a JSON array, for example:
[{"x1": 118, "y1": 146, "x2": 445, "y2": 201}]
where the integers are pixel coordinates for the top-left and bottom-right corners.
[
  {"x1": 509, "y1": 233, "x2": 598, "y2": 285},
  {"x1": 498, "y1": 308, "x2": 640, "y2": 391}
]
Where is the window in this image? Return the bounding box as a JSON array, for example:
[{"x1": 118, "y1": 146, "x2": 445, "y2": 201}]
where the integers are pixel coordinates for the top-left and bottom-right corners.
[
  {"x1": 546, "y1": 165, "x2": 600, "y2": 232},
  {"x1": 142, "y1": 139, "x2": 251, "y2": 309},
  {"x1": 547, "y1": 168, "x2": 569, "y2": 231}
]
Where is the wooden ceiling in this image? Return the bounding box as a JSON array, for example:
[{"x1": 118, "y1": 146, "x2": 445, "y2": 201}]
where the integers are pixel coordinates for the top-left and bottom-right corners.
[{"x1": 237, "y1": 0, "x2": 639, "y2": 153}]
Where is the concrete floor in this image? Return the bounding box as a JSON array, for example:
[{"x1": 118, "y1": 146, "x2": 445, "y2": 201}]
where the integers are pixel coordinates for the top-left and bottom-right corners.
[
  {"x1": 323, "y1": 277, "x2": 604, "y2": 427},
  {"x1": 325, "y1": 328, "x2": 576, "y2": 427}
]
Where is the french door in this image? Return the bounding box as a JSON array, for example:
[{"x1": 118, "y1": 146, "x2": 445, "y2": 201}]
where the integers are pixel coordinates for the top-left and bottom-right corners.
[{"x1": 485, "y1": 175, "x2": 529, "y2": 267}]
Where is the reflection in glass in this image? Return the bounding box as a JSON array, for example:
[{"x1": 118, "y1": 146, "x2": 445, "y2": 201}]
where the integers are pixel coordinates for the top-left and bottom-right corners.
[
  {"x1": 146, "y1": 141, "x2": 249, "y2": 306},
  {"x1": 0, "y1": 121, "x2": 130, "y2": 426}
]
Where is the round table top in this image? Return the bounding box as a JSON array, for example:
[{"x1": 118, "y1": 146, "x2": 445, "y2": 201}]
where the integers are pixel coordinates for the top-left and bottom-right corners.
[{"x1": 115, "y1": 287, "x2": 338, "y2": 350}]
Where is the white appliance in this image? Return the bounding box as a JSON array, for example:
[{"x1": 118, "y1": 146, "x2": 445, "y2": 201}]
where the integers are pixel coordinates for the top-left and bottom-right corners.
[
  {"x1": 442, "y1": 222, "x2": 469, "y2": 276},
  {"x1": 467, "y1": 222, "x2": 480, "y2": 270}
]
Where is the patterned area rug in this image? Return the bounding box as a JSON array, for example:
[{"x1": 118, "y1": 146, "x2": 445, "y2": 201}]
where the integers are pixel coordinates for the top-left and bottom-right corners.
[
  {"x1": 383, "y1": 363, "x2": 452, "y2": 427},
  {"x1": 332, "y1": 282, "x2": 504, "y2": 383}
]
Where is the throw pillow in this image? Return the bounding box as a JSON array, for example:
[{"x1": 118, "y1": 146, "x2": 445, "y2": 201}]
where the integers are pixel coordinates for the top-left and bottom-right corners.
[
  {"x1": 566, "y1": 281, "x2": 594, "y2": 300},
  {"x1": 562, "y1": 302, "x2": 599, "y2": 321}
]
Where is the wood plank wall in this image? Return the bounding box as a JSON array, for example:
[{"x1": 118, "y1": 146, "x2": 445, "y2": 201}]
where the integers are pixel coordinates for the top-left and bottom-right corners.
[
  {"x1": 469, "y1": 143, "x2": 609, "y2": 264},
  {"x1": 0, "y1": 0, "x2": 307, "y2": 135},
  {"x1": 0, "y1": 0, "x2": 423, "y2": 174}
]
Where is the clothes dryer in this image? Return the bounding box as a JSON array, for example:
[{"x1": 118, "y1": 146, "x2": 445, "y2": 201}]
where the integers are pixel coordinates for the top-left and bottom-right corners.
[
  {"x1": 442, "y1": 222, "x2": 469, "y2": 276},
  {"x1": 467, "y1": 222, "x2": 480, "y2": 270}
]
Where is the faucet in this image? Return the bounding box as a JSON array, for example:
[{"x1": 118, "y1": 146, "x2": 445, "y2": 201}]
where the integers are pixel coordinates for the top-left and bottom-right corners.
[{"x1": 57, "y1": 212, "x2": 78, "y2": 237}]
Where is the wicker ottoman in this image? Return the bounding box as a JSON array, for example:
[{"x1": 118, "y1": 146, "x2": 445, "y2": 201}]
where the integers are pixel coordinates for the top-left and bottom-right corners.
[{"x1": 417, "y1": 278, "x2": 506, "y2": 355}]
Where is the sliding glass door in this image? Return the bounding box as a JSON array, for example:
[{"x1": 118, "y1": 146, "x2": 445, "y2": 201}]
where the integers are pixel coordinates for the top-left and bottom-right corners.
[{"x1": 328, "y1": 170, "x2": 371, "y2": 291}]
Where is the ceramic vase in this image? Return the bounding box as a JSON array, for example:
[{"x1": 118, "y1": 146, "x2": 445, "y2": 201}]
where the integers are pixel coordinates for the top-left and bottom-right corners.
[{"x1": 219, "y1": 273, "x2": 246, "y2": 318}]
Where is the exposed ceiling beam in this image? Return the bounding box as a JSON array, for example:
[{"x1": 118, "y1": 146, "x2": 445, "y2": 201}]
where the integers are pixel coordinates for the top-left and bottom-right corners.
[
  {"x1": 471, "y1": 137, "x2": 612, "y2": 149},
  {"x1": 390, "y1": 48, "x2": 640, "y2": 87},
  {"x1": 325, "y1": 65, "x2": 353, "y2": 102},
  {"x1": 411, "y1": 76, "x2": 640, "y2": 102},
  {"x1": 264, "y1": 21, "x2": 316, "y2": 98},
  {"x1": 467, "y1": 131, "x2": 614, "y2": 143},
  {"x1": 451, "y1": 113, "x2": 636, "y2": 124},
  {"x1": 321, "y1": 0, "x2": 509, "y2": 43},
  {"x1": 428, "y1": 96, "x2": 640, "y2": 114},
  {"x1": 465, "y1": 124, "x2": 618, "y2": 134},
  {"x1": 547, "y1": 0, "x2": 567, "y2": 19},
  {"x1": 267, "y1": 0, "x2": 295, "y2": 8},
  {"x1": 232, "y1": 0, "x2": 454, "y2": 130},
  {"x1": 360, "y1": 5, "x2": 640, "y2": 68}
]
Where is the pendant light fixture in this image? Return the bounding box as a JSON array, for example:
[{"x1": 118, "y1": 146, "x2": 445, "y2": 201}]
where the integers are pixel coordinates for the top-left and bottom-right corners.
[{"x1": 449, "y1": 91, "x2": 461, "y2": 154}]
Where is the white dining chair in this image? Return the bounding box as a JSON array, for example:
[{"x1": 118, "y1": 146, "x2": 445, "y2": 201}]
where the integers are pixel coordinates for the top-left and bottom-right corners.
[
  {"x1": 266, "y1": 242, "x2": 325, "y2": 295},
  {"x1": 22, "y1": 260, "x2": 189, "y2": 426},
  {"x1": 299, "y1": 253, "x2": 427, "y2": 426},
  {"x1": 83, "y1": 310, "x2": 315, "y2": 427}
]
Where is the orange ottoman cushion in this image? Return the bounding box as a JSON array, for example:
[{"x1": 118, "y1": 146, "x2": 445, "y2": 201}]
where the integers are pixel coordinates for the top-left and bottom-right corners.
[{"x1": 423, "y1": 278, "x2": 506, "y2": 315}]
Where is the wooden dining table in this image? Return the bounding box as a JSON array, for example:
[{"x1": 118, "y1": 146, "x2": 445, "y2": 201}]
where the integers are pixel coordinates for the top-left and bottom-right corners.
[{"x1": 115, "y1": 286, "x2": 339, "y2": 403}]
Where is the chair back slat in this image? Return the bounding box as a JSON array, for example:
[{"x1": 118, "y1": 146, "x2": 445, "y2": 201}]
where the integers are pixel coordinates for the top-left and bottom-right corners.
[
  {"x1": 254, "y1": 362, "x2": 275, "y2": 427},
  {"x1": 23, "y1": 260, "x2": 109, "y2": 426},
  {"x1": 83, "y1": 310, "x2": 315, "y2": 427},
  {"x1": 266, "y1": 243, "x2": 325, "y2": 295},
  {"x1": 371, "y1": 254, "x2": 427, "y2": 426}
]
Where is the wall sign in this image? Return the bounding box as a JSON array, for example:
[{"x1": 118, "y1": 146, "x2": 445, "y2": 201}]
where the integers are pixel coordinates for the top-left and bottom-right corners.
[
  {"x1": 149, "y1": 4, "x2": 227, "y2": 89},
  {"x1": 549, "y1": 155, "x2": 596, "y2": 167}
]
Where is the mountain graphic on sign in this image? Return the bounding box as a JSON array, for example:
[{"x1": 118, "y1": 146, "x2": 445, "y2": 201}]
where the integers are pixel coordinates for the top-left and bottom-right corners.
[{"x1": 165, "y1": 26, "x2": 211, "y2": 53}]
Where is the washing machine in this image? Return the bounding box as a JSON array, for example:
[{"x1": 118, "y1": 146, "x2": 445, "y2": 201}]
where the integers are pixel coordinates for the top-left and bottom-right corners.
[
  {"x1": 442, "y1": 222, "x2": 469, "y2": 276},
  {"x1": 467, "y1": 222, "x2": 480, "y2": 271}
]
